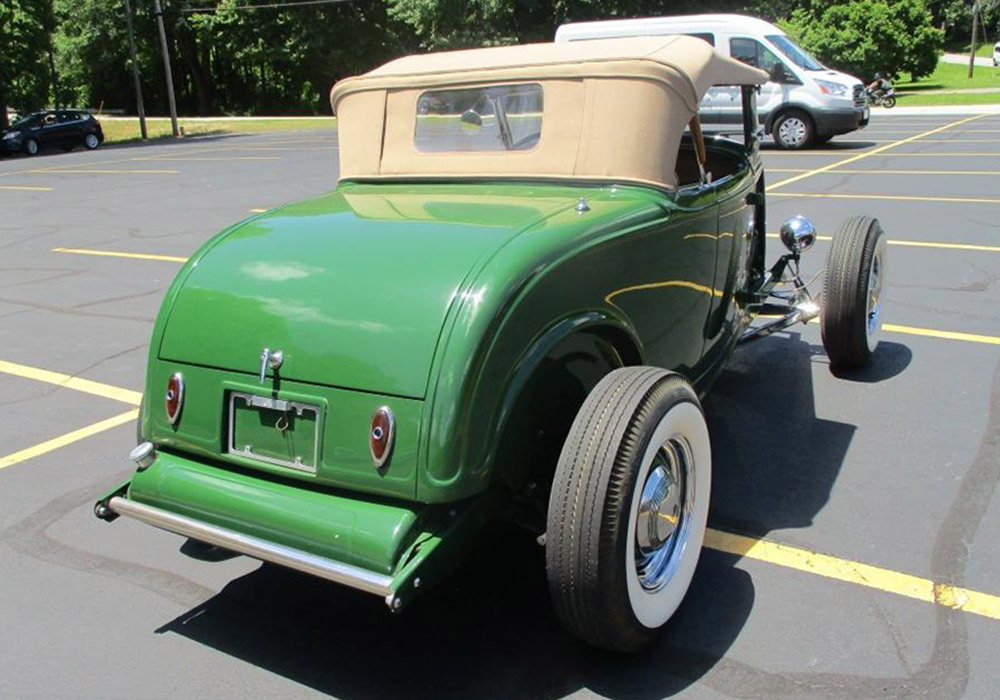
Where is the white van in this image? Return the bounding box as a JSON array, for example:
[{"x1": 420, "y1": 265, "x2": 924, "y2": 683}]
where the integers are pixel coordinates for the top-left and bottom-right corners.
[{"x1": 555, "y1": 14, "x2": 869, "y2": 149}]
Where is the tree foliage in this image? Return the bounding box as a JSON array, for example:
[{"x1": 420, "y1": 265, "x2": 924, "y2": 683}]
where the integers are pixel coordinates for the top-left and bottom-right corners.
[
  {"x1": 2, "y1": 0, "x2": 953, "y2": 119},
  {"x1": 781, "y1": 0, "x2": 944, "y2": 80},
  {"x1": 0, "y1": 0, "x2": 55, "y2": 128}
]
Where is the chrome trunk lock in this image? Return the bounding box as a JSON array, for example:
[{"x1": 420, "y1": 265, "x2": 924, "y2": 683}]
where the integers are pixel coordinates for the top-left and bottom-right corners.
[{"x1": 259, "y1": 348, "x2": 284, "y2": 383}]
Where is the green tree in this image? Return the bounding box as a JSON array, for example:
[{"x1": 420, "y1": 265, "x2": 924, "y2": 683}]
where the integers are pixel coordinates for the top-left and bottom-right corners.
[
  {"x1": 0, "y1": 0, "x2": 55, "y2": 129},
  {"x1": 781, "y1": 0, "x2": 944, "y2": 80},
  {"x1": 386, "y1": 0, "x2": 747, "y2": 51}
]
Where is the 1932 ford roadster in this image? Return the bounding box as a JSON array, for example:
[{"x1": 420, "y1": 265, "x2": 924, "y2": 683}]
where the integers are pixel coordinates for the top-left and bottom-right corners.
[{"x1": 96, "y1": 36, "x2": 887, "y2": 651}]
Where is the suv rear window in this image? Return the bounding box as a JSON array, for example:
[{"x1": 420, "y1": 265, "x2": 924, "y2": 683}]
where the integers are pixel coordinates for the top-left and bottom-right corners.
[{"x1": 415, "y1": 84, "x2": 543, "y2": 153}]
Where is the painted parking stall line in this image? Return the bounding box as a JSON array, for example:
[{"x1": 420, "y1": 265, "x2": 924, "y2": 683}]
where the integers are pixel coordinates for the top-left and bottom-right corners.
[
  {"x1": 763, "y1": 233, "x2": 1000, "y2": 253},
  {"x1": 0, "y1": 359, "x2": 142, "y2": 406},
  {"x1": 0, "y1": 184, "x2": 53, "y2": 192},
  {"x1": 52, "y1": 247, "x2": 188, "y2": 263},
  {"x1": 705, "y1": 529, "x2": 1000, "y2": 621},
  {"x1": 766, "y1": 114, "x2": 988, "y2": 191},
  {"x1": 771, "y1": 192, "x2": 1000, "y2": 205},
  {"x1": 0, "y1": 410, "x2": 138, "y2": 472}
]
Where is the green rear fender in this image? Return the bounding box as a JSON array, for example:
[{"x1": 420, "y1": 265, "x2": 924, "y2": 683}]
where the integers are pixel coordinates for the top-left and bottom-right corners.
[{"x1": 419, "y1": 191, "x2": 667, "y2": 503}]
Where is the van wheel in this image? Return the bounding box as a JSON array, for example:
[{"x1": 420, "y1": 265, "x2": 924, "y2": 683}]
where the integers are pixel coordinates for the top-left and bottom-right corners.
[
  {"x1": 546, "y1": 367, "x2": 711, "y2": 652},
  {"x1": 773, "y1": 110, "x2": 814, "y2": 149}
]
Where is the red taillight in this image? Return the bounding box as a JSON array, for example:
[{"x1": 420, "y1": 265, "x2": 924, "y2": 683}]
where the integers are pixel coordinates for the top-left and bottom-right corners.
[
  {"x1": 165, "y1": 372, "x2": 184, "y2": 425},
  {"x1": 370, "y1": 406, "x2": 395, "y2": 468}
]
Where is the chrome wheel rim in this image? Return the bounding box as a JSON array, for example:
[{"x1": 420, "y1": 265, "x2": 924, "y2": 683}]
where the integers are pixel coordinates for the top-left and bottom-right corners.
[
  {"x1": 867, "y1": 250, "x2": 884, "y2": 339},
  {"x1": 634, "y1": 436, "x2": 694, "y2": 591},
  {"x1": 777, "y1": 117, "x2": 807, "y2": 147},
  {"x1": 26, "y1": 140, "x2": 38, "y2": 155},
  {"x1": 85, "y1": 134, "x2": 98, "y2": 148}
]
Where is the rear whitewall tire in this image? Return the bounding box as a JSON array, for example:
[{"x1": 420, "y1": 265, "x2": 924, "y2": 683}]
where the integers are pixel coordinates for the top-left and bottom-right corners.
[
  {"x1": 546, "y1": 367, "x2": 711, "y2": 651},
  {"x1": 624, "y1": 400, "x2": 710, "y2": 629}
]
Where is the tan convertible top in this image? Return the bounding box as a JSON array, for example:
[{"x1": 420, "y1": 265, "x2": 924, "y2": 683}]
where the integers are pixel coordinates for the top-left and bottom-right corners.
[{"x1": 330, "y1": 36, "x2": 768, "y2": 189}]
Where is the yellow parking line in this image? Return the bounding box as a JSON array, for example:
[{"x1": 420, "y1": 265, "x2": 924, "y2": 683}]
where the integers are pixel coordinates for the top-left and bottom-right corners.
[
  {"x1": 764, "y1": 233, "x2": 1000, "y2": 253},
  {"x1": 767, "y1": 114, "x2": 987, "y2": 190},
  {"x1": 769, "y1": 169, "x2": 1000, "y2": 175},
  {"x1": 0, "y1": 409, "x2": 138, "y2": 472},
  {"x1": 52, "y1": 247, "x2": 188, "y2": 263},
  {"x1": 860, "y1": 138, "x2": 1000, "y2": 143},
  {"x1": 882, "y1": 324, "x2": 1000, "y2": 345},
  {"x1": 764, "y1": 150, "x2": 875, "y2": 156},
  {"x1": 0, "y1": 359, "x2": 142, "y2": 405},
  {"x1": 133, "y1": 156, "x2": 281, "y2": 161},
  {"x1": 885, "y1": 239, "x2": 1000, "y2": 252},
  {"x1": 705, "y1": 529, "x2": 1000, "y2": 621},
  {"x1": 771, "y1": 192, "x2": 1000, "y2": 205},
  {"x1": 26, "y1": 169, "x2": 179, "y2": 175},
  {"x1": 0, "y1": 184, "x2": 53, "y2": 191},
  {"x1": 848, "y1": 153, "x2": 1000, "y2": 157}
]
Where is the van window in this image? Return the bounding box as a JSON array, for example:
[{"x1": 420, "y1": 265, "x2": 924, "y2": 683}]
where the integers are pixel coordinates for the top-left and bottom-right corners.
[
  {"x1": 730, "y1": 37, "x2": 797, "y2": 83},
  {"x1": 685, "y1": 32, "x2": 715, "y2": 47},
  {"x1": 767, "y1": 34, "x2": 825, "y2": 71}
]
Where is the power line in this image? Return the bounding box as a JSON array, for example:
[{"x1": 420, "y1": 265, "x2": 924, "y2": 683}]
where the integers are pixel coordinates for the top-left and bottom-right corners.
[{"x1": 181, "y1": 0, "x2": 354, "y2": 13}]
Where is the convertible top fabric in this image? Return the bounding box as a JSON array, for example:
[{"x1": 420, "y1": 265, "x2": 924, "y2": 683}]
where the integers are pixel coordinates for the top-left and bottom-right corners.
[{"x1": 329, "y1": 36, "x2": 768, "y2": 189}]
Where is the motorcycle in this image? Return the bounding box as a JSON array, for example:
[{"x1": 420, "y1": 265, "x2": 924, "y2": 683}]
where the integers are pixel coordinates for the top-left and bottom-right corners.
[{"x1": 867, "y1": 86, "x2": 896, "y2": 109}]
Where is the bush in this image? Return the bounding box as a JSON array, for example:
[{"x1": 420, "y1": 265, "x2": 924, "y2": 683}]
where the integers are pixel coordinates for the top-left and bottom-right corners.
[{"x1": 781, "y1": 0, "x2": 944, "y2": 81}]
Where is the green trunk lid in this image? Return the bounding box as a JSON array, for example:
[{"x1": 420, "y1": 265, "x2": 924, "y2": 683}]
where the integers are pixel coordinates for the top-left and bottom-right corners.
[{"x1": 159, "y1": 183, "x2": 575, "y2": 398}]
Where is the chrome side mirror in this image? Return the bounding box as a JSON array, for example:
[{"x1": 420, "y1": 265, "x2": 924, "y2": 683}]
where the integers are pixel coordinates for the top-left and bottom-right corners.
[{"x1": 779, "y1": 215, "x2": 817, "y2": 254}]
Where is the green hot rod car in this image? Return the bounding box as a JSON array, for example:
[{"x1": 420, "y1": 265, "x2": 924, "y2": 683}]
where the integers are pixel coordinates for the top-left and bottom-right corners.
[{"x1": 96, "y1": 36, "x2": 887, "y2": 651}]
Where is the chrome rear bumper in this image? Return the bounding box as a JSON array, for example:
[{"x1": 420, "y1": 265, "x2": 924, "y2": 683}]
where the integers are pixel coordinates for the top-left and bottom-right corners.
[{"x1": 107, "y1": 496, "x2": 395, "y2": 602}]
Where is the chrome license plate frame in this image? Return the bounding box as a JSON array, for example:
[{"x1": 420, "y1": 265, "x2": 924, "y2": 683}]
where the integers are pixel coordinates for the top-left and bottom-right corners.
[{"x1": 227, "y1": 391, "x2": 321, "y2": 474}]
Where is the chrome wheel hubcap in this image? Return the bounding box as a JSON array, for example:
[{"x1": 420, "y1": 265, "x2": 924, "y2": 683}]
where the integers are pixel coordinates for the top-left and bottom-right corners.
[
  {"x1": 635, "y1": 437, "x2": 694, "y2": 591},
  {"x1": 867, "y1": 251, "x2": 884, "y2": 338},
  {"x1": 85, "y1": 134, "x2": 98, "y2": 148},
  {"x1": 778, "y1": 117, "x2": 807, "y2": 147}
]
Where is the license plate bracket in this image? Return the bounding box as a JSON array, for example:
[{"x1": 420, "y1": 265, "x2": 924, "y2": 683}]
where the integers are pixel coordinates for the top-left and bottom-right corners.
[{"x1": 228, "y1": 391, "x2": 320, "y2": 473}]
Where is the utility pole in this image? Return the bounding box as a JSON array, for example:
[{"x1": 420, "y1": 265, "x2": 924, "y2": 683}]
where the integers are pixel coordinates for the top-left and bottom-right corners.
[
  {"x1": 153, "y1": 0, "x2": 179, "y2": 136},
  {"x1": 968, "y1": 0, "x2": 980, "y2": 78},
  {"x1": 124, "y1": 0, "x2": 148, "y2": 139}
]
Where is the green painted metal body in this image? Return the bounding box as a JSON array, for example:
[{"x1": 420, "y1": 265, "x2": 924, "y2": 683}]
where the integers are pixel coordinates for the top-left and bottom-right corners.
[{"x1": 120, "y1": 136, "x2": 763, "y2": 601}]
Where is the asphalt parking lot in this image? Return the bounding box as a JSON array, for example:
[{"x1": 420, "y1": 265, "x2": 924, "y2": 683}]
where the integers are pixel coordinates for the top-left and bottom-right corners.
[{"x1": 2, "y1": 114, "x2": 1000, "y2": 700}]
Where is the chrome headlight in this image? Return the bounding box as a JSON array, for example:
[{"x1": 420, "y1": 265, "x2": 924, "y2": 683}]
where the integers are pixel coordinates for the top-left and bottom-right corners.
[{"x1": 815, "y1": 79, "x2": 849, "y2": 97}]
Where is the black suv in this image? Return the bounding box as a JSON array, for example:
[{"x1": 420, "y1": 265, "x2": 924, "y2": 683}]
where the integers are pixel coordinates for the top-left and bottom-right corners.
[{"x1": 1, "y1": 110, "x2": 104, "y2": 156}]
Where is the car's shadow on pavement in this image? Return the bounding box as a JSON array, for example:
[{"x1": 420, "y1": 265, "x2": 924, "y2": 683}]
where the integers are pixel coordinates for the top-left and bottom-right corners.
[
  {"x1": 155, "y1": 331, "x2": 910, "y2": 699},
  {"x1": 706, "y1": 332, "x2": 909, "y2": 537}
]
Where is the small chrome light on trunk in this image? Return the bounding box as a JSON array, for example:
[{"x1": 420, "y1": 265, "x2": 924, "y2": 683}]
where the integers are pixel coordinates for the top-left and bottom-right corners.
[
  {"x1": 165, "y1": 372, "x2": 185, "y2": 425},
  {"x1": 370, "y1": 406, "x2": 395, "y2": 469}
]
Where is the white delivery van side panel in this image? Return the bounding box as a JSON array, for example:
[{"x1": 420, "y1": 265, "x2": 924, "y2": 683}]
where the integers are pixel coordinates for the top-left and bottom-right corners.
[{"x1": 555, "y1": 14, "x2": 869, "y2": 149}]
